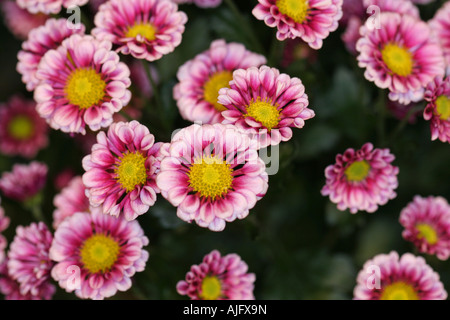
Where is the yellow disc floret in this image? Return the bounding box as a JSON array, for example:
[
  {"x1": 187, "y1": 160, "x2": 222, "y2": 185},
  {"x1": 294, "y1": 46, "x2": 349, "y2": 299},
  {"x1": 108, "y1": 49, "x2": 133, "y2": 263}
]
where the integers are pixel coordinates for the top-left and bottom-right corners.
[
  {"x1": 345, "y1": 160, "x2": 370, "y2": 182},
  {"x1": 80, "y1": 234, "x2": 120, "y2": 274},
  {"x1": 8, "y1": 115, "x2": 34, "y2": 140},
  {"x1": 65, "y1": 68, "x2": 106, "y2": 109},
  {"x1": 245, "y1": 98, "x2": 281, "y2": 131},
  {"x1": 380, "y1": 282, "x2": 419, "y2": 300},
  {"x1": 126, "y1": 23, "x2": 157, "y2": 41},
  {"x1": 115, "y1": 151, "x2": 148, "y2": 192},
  {"x1": 200, "y1": 276, "x2": 222, "y2": 300},
  {"x1": 203, "y1": 71, "x2": 233, "y2": 112},
  {"x1": 416, "y1": 223, "x2": 438, "y2": 245},
  {"x1": 381, "y1": 43, "x2": 414, "y2": 77},
  {"x1": 276, "y1": 0, "x2": 309, "y2": 24},
  {"x1": 435, "y1": 95, "x2": 450, "y2": 120}
]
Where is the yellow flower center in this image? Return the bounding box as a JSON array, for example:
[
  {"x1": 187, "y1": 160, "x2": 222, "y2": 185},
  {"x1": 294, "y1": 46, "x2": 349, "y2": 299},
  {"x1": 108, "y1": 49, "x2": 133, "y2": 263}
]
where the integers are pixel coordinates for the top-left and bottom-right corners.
[
  {"x1": 416, "y1": 223, "x2": 438, "y2": 245},
  {"x1": 115, "y1": 151, "x2": 148, "y2": 192},
  {"x1": 7, "y1": 115, "x2": 34, "y2": 140},
  {"x1": 65, "y1": 68, "x2": 106, "y2": 109},
  {"x1": 435, "y1": 95, "x2": 450, "y2": 120},
  {"x1": 276, "y1": 0, "x2": 309, "y2": 24},
  {"x1": 80, "y1": 234, "x2": 120, "y2": 274},
  {"x1": 188, "y1": 155, "x2": 233, "y2": 200},
  {"x1": 345, "y1": 160, "x2": 370, "y2": 182},
  {"x1": 380, "y1": 282, "x2": 419, "y2": 300},
  {"x1": 381, "y1": 43, "x2": 413, "y2": 77},
  {"x1": 126, "y1": 23, "x2": 157, "y2": 41},
  {"x1": 200, "y1": 276, "x2": 222, "y2": 300},
  {"x1": 245, "y1": 98, "x2": 281, "y2": 131},
  {"x1": 203, "y1": 71, "x2": 233, "y2": 112}
]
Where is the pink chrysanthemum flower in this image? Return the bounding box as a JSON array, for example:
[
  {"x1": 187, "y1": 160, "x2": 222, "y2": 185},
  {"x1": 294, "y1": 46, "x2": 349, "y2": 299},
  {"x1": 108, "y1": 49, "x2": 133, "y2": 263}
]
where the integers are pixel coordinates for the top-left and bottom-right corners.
[
  {"x1": 429, "y1": 1, "x2": 450, "y2": 67},
  {"x1": 172, "y1": 0, "x2": 222, "y2": 8},
  {"x1": 321, "y1": 142, "x2": 399, "y2": 213},
  {"x1": 92, "y1": 0, "x2": 187, "y2": 62},
  {"x1": 423, "y1": 76, "x2": 450, "y2": 143},
  {"x1": 7, "y1": 222, "x2": 55, "y2": 298},
  {"x1": 252, "y1": 0, "x2": 343, "y2": 49},
  {"x1": 53, "y1": 176, "x2": 90, "y2": 229},
  {"x1": 0, "y1": 200, "x2": 10, "y2": 265},
  {"x1": 0, "y1": 259, "x2": 55, "y2": 300},
  {"x1": 173, "y1": 39, "x2": 267, "y2": 124},
  {"x1": 0, "y1": 161, "x2": 47, "y2": 202},
  {"x1": 218, "y1": 65, "x2": 314, "y2": 149},
  {"x1": 176, "y1": 250, "x2": 255, "y2": 300},
  {"x1": 17, "y1": 18, "x2": 85, "y2": 92},
  {"x1": 34, "y1": 34, "x2": 132, "y2": 135},
  {"x1": 156, "y1": 123, "x2": 269, "y2": 232},
  {"x1": 356, "y1": 12, "x2": 445, "y2": 105},
  {"x1": 1, "y1": 1, "x2": 48, "y2": 40},
  {"x1": 400, "y1": 195, "x2": 450, "y2": 260},
  {"x1": 82, "y1": 121, "x2": 162, "y2": 221},
  {"x1": 50, "y1": 211, "x2": 149, "y2": 300},
  {"x1": 354, "y1": 251, "x2": 447, "y2": 300},
  {"x1": 16, "y1": 0, "x2": 88, "y2": 15},
  {"x1": 0, "y1": 95, "x2": 48, "y2": 158}
]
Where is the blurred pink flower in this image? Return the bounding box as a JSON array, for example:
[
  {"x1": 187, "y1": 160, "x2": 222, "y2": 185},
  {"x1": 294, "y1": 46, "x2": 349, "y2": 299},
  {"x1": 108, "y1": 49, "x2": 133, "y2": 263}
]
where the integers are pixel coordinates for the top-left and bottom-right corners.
[{"x1": 16, "y1": 0, "x2": 88, "y2": 14}]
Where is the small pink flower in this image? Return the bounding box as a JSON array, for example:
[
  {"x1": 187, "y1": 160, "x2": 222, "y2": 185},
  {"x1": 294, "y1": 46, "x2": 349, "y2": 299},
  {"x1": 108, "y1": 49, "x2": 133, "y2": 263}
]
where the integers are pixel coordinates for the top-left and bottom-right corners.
[
  {"x1": 354, "y1": 251, "x2": 447, "y2": 300},
  {"x1": 321, "y1": 142, "x2": 399, "y2": 213},
  {"x1": 0, "y1": 161, "x2": 47, "y2": 202},
  {"x1": 173, "y1": 39, "x2": 267, "y2": 124},
  {"x1": 0, "y1": 200, "x2": 10, "y2": 265},
  {"x1": 218, "y1": 65, "x2": 314, "y2": 148},
  {"x1": 7, "y1": 222, "x2": 55, "y2": 298},
  {"x1": 176, "y1": 250, "x2": 255, "y2": 300},
  {"x1": 82, "y1": 121, "x2": 162, "y2": 221},
  {"x1": 50, "y1": 211, "x2": 149, "y2": 300},
  {"x1": 34, "y1": 34, "x2": 132, "y2": 135},
  {"x1": 1, "y1": 0, "x2": 49, "y2": 40},
  {"x1": 0, "y1": 95, "x2": 49, "y2": 158},
  {"x1": 156, "y1": 123, "x2": 268, "y2": 232},
  {"x1": 17, "y1": 18, "x2": 85, "y2": 92},
  {"x1": 16, "y1": 0, "x2": 88, "y2": 15},
  {"x1": 92, "y1": 0, "x2": 187, "y2": 62},
  {"x1": 356, "y1": 12, "x2": 445, "y2": 105},
  {"x1": 252, "y1": 0, "x2": 343, "y2": 49},
  {"x1": 400, "y1": 195, "x2": 450, "y2": 260},
  {"x1": 423, "y1": 76, "x2": 450, "y2": 143}
]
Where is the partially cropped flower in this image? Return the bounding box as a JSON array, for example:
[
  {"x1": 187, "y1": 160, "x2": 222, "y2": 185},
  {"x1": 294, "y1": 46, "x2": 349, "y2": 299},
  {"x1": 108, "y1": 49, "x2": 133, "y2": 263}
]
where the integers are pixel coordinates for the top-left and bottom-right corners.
[
  {"x1": 0, "y1": 95, "x2": 48, "y2": 158},
  {"x1": 176, "y1": 250, "x2": 255, "y2": 300},
  {"x1": 17, "y1": 18, "x2": 86, "y2": 92},
  {"x1": 34, "y1": 34, "x2": 131, "y2": 135},
  {"x1": 171, "y1": 0, "x2": 222, "y2": 8},
  {"x1": 0, "y1": 200, "x2": 10, "y2": 265},
  {"x1": 173, "y1": 39, "x2": 267, "y2": 124},
  {"x1": 50, "y1": 211, "x2": 149, "y2": 300},
  {"x1": 429, "y1": 3, "x2": 450, "y2": 71},
  {"x1": 321, "y1": 142, "x2": 399, "y2": 213},
  {"x1": 400, "y1": 196, "x2": 450, "y2": 260},
  {"x1": 252, "y1": 0, "x2": 343, "y2": 49},
  {"x1": 16, "y1": 0, "x2": 88, "y2": 15},
  {"x1": 156, "y1": 123, "x2": 268, "y2": 232},
  {"x1": 356, "y1": 12, "x2": 445, "y2": 105},
  {"x1": 0, "y1": 162, "x2": 47, "y2": 202},
  {"x1": 363, "y1": 0, "x2": 419, "y2": 18},
  {"x1": 340, "y1": 0, "x2": 364, "y2": 27},
  {"x1": 82, "y1": 121, "x2": 162, "y2": 221},
  {"x1": 53, "y1": 176, "x2": 90, "y2": 229},
  {"x1": 1, "y1": 1, "x2": 48, "y2": 40},
  {"x1": 354, "y1": 251, "x2": 447, "y2": 300},
  {"x1": 218, "y1": 65, "x2": 314, "y2": 148},
  {"x1": 92, "y1": 0, "x2": 187, "y2": 62},
  {"x1": 423, "y1": 76, "x2": 450, "y2": 143},
  {"x1": 7, "y1": 222, "x2": 55, "y2": 298}
]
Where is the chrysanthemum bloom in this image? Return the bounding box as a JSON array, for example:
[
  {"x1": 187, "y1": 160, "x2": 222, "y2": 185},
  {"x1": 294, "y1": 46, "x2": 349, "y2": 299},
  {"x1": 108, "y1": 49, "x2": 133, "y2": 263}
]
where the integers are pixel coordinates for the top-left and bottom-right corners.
[
  {"x1": 0, "y1": 200, "x2": 10, "y2": 265},
  {"x1": 0, "y1": 161, "x2": 47, "y2": 202},
  {"x1": 173, "y1": 39, "x2": 267, "y2": 124},
  {"x1": 0, "y1": 95, "x2": 48, "y2": 158},
  {"x1": 218, "y1": 65, "x2": 314, "y2": 149},
  {"x1": 354, "y1": 251, "x2": 447, "y2": 300},
  {"x1": 16, "y1": 0, "x2": 88, "y2": 15},
  {"x1": 1, "y1": 1, "x2": 48, "y2": 40},
  {"x1": 82, "y1": 121, "x2": 162, "y2": 221},
  {"x1": 399, "y1": 195, "x2": 450, "y2": 260},
  {"x1": 321, "y1": 142, "x2": 399, "y2": 213},
  {"x1": 156, "y1": 123, "x2": 268, "y2": 232},
  {"x1": 17, "y1": 18, "x2": 85, "y2": 92},
  {"x1": 172, "y1": 0, "x2": 222, "y2": 8},
  {"x1": 34, "y1": 34, "x2": 132, "y2": 135},
  {"x1": 356, "y1": 12, "x2": 445, "y2": 105},
  {"x1": 92, "y1": 0, "x2": 187, "y2": 62},
  {"x1": 423, "y1": 76, "x2": 450, "y2": 143},
  {"x1": 0, "y1": 260, "x2": 55, "y2": 300},
  {"x1": 252, "y1": 0, "x2": 343, "y2": 49},
  {"x1": 176, "y1": 250, "x2": 255, "y2": 300},
  {"x1": 50, "y1": 211, "x2": 149, "y2": 300},
  {"x1": 53, "y1": 176, "x2": 90, "y2": 229},
  {"x1": 7, "y1": 222, "x2": 55, "y2": 298}
]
